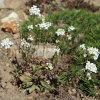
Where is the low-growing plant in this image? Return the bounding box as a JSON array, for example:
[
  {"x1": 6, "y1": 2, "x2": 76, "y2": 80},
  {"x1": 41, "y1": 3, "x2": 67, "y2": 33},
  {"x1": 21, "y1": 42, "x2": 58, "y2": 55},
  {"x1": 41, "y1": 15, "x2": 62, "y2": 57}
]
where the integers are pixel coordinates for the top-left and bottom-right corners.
[{"x1": 1, "y1": 4, "x2": 100, "y2": 99}]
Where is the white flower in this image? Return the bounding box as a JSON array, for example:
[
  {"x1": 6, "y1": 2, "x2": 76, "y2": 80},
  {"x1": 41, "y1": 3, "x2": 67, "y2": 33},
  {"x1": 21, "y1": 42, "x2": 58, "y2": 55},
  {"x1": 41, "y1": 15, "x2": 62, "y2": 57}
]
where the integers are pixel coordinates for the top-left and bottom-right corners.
[
  {"x1": 21, "y1": 38, "x2": 26, "y2": 46},
  {"x1": 80, "y1": 44, "x2": 86, "y2": 50},
  {"x1": 83, "y1": 54, "x2": 87, "y2": 58},
  {"x1": 54, "y1": 46, "x2": 60, "y2": 54},
  {"x1": 35, "y1": 24, "x2": 38, "y2": 27},
  {"x1": 27, "y1": 35, "x2": 33, "y2": 41},
  {"x1": 81, "y1": 68, "x2": 85, "y2": 72},
  {"x1": 1, "y1": 38, "x2": 13, "y2": 49},
  {"x1": 25, "y1": 42, "x2": 30, "y2": 47},
  {"x1": 68, "y1": 26, "x2": 75, "y2": 32},
  {"x1": 29, "y1": 5, "x2": 41, "y2": 16},
  {"x1": 88, "y1": 76, "x2": 92, "y2": 80},
  {"x1": 87, "y1": 73, "x2": 91, "y2": 77},
  {"x1": 38, "y1": 15, "x2": 45, "y2": 22},
  {"x1": 87, "y1": 47, "x2": 99, "y2": 60},
  {"x1": 85, "y1": 61, "x2": 97, "y2": 73},
  {"x1": 46, "y1": 63, "x2": 53, "y2": 70},
  {"x1": 56, "y1": 40, "x2": 60, "y2": 43},
  {"x1": 39, "y1": 22, "x2": 51, "y2": 30},
  {"x1": 55, "y1": 29, "x2": 65, "y2": 36},
  {"x1": 28, "y1": 25, "x2": 33, "y2": 31},
  {"x1": 67, "y1": 34, "x2": 72, "y2": 40},
  {"x1": 46, "y1": 80, "x2": 50, "y2": 85}
]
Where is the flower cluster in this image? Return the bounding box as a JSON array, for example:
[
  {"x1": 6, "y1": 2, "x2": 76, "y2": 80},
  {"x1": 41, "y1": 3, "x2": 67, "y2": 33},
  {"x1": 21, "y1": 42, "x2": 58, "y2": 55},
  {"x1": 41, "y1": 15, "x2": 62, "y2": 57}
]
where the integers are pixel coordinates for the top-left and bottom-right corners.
[
  {"x1": 55, "y1": 29, "x2": 65, "y2": 36},
  {"x1": 80, "y1": 44, "x2": 99, "y2": 60},
  {"x1": 80, "y1": 44, "x2": 86, "y2": 50},
  {"x1": 28, "y1": 25, "x2": 33, "y2": 31},
  {"x1": 68, "y1": 26, "x2": 75, "y2": 32},
  {"x1": 21, "y1": 38, "x2": 30, "y2": 47},
  {"x1": 46, "y1": 63, "x2": 53, "y2": 70},
  {"x1": 27, "y1": 35, "x2": 33, "y2": 41},
  {"x1": 85, "y1": 61, "x2": 97, "y2": 73},
  {"x1": 1, "y1": 38, "x2": 13, "y2": 49},
  {"x1": 38, "y1": 15, "x2": 45, "y2": 22},
  {"x1": 54, "y1": 46, "x2": 60, "y2": 54},
  {"x1": 39, "y1": 22, "x2": 51, "y2": 30},
  {"x1": 29, "y1": 5, "x2": 40, "y2": 16},
  {"x1": 67, "y1": 34, "x2": 72, "y2": 40},
  {"x1": 87, "y1": 47, "x2": 99, "y2": 60}
]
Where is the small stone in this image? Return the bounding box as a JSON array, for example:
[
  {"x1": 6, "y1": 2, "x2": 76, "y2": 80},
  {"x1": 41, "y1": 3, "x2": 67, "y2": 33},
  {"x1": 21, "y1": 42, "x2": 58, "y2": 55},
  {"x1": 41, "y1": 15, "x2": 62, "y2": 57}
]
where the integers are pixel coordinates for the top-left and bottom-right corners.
[
  {"x1": 6, "y1": 63, "x2": 9, "y2": 67},
  {"x1": 72, "y1": 89, "x2": 76, "y2": 93},
  {"x1": 31, "y1": 92, "x2": 38, "y2": 98}
]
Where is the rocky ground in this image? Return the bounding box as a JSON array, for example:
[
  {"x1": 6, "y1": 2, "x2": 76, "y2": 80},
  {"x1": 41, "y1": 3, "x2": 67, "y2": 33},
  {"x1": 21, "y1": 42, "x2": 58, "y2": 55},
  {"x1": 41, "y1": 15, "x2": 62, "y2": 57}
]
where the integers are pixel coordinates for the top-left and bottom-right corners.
[{"x1": 0, "y1": 0, "x2": 100, "y2": 100}]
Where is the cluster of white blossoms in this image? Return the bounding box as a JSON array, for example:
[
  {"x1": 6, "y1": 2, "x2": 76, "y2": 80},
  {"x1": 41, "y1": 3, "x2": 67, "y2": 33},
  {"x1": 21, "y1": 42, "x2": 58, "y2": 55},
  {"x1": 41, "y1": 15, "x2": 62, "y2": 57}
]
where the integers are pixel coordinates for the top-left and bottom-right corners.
[
  {"x1": 85, "y1": 61, "x2": 97, "y2": 73},
  {"x1": 87, "y1": 47, "x2": 99, "y2": 60},
  {"x1": 80, "y1": 44, "x2": 100, "y2": 60},
  {"x1": 46, "y1": 63, "x2": 53, "y2": 70},
  {"x1": 29, "y1": 5, "x2": 40, "y2": 16},
  {"x1": 54, "y1": 46, "x2": 60, "y2": 54},
  {"x1": 38, "y1": 15, "x2": 45, "y2": 22},
  {"x1": 67, "y1": 34, "x2": 72, "y2": 40},
  {"x1": 27, "y1": 35, "x2": 33, "y2": 41},
  {"x1": 1, "y1": 38, "x2": 13, "y2": 49},
  {"x1": 55, "y1": 29, "x2": 65, "y2": 36},
  {"x1": 68, "y1": 26, "x2": 75, "y2": 32},
  {"x1": 39, "y1": 22, "x2": 51, "y2": 30},
  {"x1": 80, "y1": 44, "x2": 86, "y2": 50},
  {"x1": 21, "y1": 38, "x2": 30, "y2": 47},
  {"x1": 28, "y1": 25, "x2": 33, "y2": 31}
]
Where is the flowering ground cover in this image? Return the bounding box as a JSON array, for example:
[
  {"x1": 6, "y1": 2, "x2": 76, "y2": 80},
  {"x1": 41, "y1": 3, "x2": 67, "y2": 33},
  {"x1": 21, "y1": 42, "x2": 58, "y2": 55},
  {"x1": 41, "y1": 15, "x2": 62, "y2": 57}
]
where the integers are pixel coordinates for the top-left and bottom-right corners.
[{"x1": 1, "y1": 4, "x2": 100, "y2": 99}]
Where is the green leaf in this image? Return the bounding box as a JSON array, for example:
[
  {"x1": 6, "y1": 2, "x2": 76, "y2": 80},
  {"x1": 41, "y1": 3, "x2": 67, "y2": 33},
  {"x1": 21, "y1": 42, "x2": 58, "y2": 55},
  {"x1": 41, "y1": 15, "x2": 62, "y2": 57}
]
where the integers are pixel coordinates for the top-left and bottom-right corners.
[
  {"x1": 28, "y1": 85, "x2": 36, "y2": 93},
  {"x1": 26, "y1": 82, "x2": 33, "y2": 87},
  {"x1": 20, "y1": 75, "x2": 31, "y2": 83},
  {"x1": 20, "y1": 89, "x2": 27, "y2": 93},
  {"x1": 35, "y1": 86, "x2": 40, "y2": 91},
  {"x1": 43, "y1": 89, "x2": 49, "y2": 94},
  {"x1": 40, "y1": 81, "x2": 47, "y2": 87}
]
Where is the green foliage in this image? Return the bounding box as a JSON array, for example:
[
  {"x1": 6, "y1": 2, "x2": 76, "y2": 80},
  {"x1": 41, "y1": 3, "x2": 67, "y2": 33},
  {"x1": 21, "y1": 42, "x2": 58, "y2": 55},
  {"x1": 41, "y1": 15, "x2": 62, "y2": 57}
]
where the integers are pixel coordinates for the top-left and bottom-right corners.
[{"x1": 15, "y1": 8, "x2": 100, "y2": 98}]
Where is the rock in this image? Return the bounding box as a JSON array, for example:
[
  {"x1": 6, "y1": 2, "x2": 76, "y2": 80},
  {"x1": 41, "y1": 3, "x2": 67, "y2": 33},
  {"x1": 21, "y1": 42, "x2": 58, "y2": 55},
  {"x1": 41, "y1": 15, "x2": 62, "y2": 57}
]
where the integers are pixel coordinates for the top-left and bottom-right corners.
[
  {"x1": 31, "y1": 92, "x2": 38, "y2": 98},
  {"x1": 4, "y1": 0, "x2": 13, "y2": 6},
  {"x1": 23, "y1": 13, "x2": 29, "y2": 21},
  {"x1": 72, "y1": 89, "x2": 76, "y2": 94},
  {"x1": 8, "y1": 0, "x2": 28, "y2": 9},
  {"x1": 8, "y1": 45, "x2": 22, "y2": 64},
  {"x1": 0, "y1": 0, "x2": 7, "y2": 8},
  {"x1": 33, "y1": 44, "x2": 55, "y2": 59},
  {"x1": 13, "y1": 33, "x2": 20, "y2": 39},
  {"x1": 1, "y1": 21, "x2": 19, "y2": 33},
  {"x1": 1, "y1": 12, "x2": 19, "y2": 23}
]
